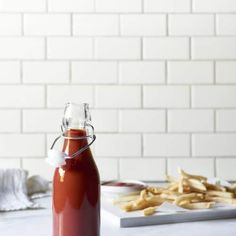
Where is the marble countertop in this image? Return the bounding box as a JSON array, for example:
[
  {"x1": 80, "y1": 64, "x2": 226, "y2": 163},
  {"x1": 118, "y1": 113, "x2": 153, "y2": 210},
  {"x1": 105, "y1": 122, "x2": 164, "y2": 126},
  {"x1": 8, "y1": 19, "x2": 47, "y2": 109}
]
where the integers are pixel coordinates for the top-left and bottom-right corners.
[{"x1": 0, "y1": 196, "x2": 236, "y2": 236}]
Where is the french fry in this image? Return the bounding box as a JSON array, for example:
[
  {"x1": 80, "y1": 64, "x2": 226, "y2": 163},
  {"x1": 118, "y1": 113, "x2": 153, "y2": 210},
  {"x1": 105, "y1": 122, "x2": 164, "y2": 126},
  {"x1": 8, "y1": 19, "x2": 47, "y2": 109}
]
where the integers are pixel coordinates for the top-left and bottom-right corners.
[
  {"x1": 160, "y1": 193, "x2": 177, "y2": 201},
  {"x1": 178, "y1": 168, "x2": 207, "y2": 182},
  {"x1": 227, "y1": 183, "x2": 236, "y2": 195},
  {"x1": 166, "y1": 175, "x2": 178, "y2": 183},
  {"x1": 181, "y1": 202, "x2": 215, "y2": 210},
  {"x1": 178, "y1": 178, "x2": 184, "y2": 193},
  {"x1": 143, "y1": 206, "x2": 157, "y2": 216},
  {"x1": 145, "y1": 196, "x2": 165, "y2": 205},
  {"x1": 178, "y1": 199, "x2": 191, "y2": 206},
  {"x1": 147, "y1": 186, "x2": 164, "y2": 195},
  {"x1": 183, "y1": 185, "x2": 192, "y2": 193},
  {"x1": 147, "y1": 187, "x2": 165, "y2": 194},
  {"x1": 134, "y1": 198, "x2": 148, "y2": 208},
  {"x1": 205, "y1": 196, "x2": 236, "y2": 206},
  {"x1": 230, "y1": 183, "x2": 236, "y2": 190},
  {"x1": 206, "y1": 190, "x2": 234, "y2": 199},
  {"x1": 120, "y1": 202, "x2": 135, "y2": 212},
  {"x1": 162, "y1": 189, "x2": 180, "y2": 195},
  {"x1": 191, "y1": 198, "x2": 205, "y2": 203},
  {"x1": 121, "y1": 199, "x2": 147, "y2": 212},
  {"x1": 168, "y1": 183, "x2": 179, "y2": 191},
  {"x1": 121, "y1": 196, "x2": 164, "y2": 212},
  {"x1": 174, "y1": 193, "x2": 203, "y2": 206},
  {"x1": 204, "y1": 182, "x2": 226, "y2": 192},
  {"x1": 140, "y1": 189, "x2": 148, "y2": 199},
  {"x1": 113, "y1": 195, "x2": 139, "y2": 205},
  {"x1": 186, "y1": 178, "x2": 207, "y2": 192}
]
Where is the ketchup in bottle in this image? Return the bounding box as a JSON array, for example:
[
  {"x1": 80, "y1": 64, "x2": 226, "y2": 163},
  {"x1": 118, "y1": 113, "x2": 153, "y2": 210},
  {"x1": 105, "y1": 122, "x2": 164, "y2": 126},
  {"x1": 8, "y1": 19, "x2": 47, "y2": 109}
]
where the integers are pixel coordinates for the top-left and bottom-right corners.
[{"x1": 52, "y1": 103, "x2": 100, "y2": 236}]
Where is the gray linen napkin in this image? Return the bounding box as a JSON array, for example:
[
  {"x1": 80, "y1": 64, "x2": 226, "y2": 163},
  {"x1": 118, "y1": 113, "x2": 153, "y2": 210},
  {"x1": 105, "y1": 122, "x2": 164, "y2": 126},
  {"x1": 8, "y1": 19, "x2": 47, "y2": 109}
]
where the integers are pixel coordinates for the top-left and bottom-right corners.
[{"x1": 0, "y1": 168, "x2": 50, "y2": 211}]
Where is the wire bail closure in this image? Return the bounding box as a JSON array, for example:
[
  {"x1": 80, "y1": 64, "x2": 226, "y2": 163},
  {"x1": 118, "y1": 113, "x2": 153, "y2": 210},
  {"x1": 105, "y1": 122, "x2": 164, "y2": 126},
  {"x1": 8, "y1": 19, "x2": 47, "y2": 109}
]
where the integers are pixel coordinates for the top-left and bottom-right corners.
[{"x1": 46, "y1": 123, "x2": 96, "y2": 168}]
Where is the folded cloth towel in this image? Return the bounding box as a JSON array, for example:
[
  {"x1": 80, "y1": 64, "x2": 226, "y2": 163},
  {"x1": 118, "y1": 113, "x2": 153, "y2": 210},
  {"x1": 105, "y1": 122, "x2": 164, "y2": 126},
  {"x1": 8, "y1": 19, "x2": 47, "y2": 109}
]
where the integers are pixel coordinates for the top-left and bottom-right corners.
[{"x1": 0, "y1": 168, "x2": 50, "y2": 212}]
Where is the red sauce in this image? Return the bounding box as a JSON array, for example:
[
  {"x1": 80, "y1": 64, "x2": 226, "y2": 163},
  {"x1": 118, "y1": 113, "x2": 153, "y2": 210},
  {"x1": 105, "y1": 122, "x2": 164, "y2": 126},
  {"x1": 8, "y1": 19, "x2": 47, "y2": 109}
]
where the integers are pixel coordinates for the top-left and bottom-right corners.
[
  {"x1": 102, "y1": 181, "x2": 144, "y2": 188},
  {"x1": 53, "y1": 129, "x2": 100, "y2": 236}
]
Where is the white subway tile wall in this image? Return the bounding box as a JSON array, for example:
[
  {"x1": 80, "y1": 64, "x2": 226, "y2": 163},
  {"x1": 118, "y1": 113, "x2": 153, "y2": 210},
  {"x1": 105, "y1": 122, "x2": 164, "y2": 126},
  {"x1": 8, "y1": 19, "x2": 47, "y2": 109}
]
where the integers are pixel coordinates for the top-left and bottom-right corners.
[{"x1": 0, "y1": 0, "x2": 235, "y2": 181}]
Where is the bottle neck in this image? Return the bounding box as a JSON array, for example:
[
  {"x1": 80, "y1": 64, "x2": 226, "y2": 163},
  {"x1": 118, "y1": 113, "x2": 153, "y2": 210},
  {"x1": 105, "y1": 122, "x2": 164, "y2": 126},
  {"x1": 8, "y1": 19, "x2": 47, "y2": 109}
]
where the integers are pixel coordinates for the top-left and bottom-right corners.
[
  {"x1": 62, "y1": 129, "x2": 90, "y2": 158},
  {"x1": 62, "y1": 103, "x2": 90, "y2": 131}
]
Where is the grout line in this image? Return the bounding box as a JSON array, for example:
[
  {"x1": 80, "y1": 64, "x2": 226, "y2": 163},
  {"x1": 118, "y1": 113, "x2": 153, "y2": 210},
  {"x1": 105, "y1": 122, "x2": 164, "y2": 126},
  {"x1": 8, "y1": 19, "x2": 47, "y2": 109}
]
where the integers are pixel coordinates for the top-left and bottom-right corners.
[
  {"x1": 92, "y1": 37, "x2": 95, "y2": 58},
  {"x1": 20, "y1": 158, "x2": 23, "y2": 169},
  {"x1": 213, "y1": 61, "x2": 216, "y2": 84},
  {"x1": 140, "y1": 37, "x2": 143, "y2": 60},
  {"x1": 93, "y1": 0, "x2": 96, "y2": 12},
  {"x1": 20, "y1": 58, "x2": 23, "y2": 134},
  {"x1": 189, "y1": 133, "x2": 192, "y2": 157},
  {"x1": 45, "y1": 0, "x2": 49, "y2": 12},
  {"x1": 166, "y1": 14, "x2": 169, "y2": 36},
  {"x1": 116, "y1": 61, "x2": 119, "y2": 84},
  {"x1": 213, "y1": 60, "x2": 216, "y2": 133},
  {"x1": 69, "y1": 61, "x2": 72, "y2": 83},
  {"x1": 189, "y1": 85, "x2": 192, "y2": 108},
  {"x1": 20, "y1": 109, "x2": 23, "y2": 133},
  {"x1": 165, "y1": 59, "x2": 168, "y2": 134},
  {"x1": 165, "y1": 60, "x2": 168, "y2": 84},
  {"x1": 20, "y1": 60, "x2": 23, "y2": 84},
  {"x1": 117, "y1": 109, "x2": 121, "y2": 132},
  {"x1": 70, "y1": 13, "x2": 73, "y2": 36},
  {"x1": 44, "y1": 85, "x2": 47, "y2": 108},
  {"x1": 165, "y1": 158, "x2": 168, "y2": 175},
  {"x1": 117, "y1": 158, "x2": 120, "y2": 180},
  {"x1": 141, "y1": 134, "x2": 144, "y2": 157},
  {"x1": 0, "y1": 155, "x2": 232, "y2": 159},
  {"x1": 1, "y1": 82, "x2": 236, "y2": 86},
  {"x1": 44, "y1": 37, "x2": 47, "y2": 60},
  {"x1": 2, "y1": 105, "x2": 236, "y2": 111},
  {"x1": 214, "y1": 157, "x2": 217, "y2": 177},
  {"x1": 165, "y1": 109, "x2": 168, "y2": 132},
  {"x1": 0, "y1": 58, "x2": 236, "y2": 62},
  {"x1": 118, "y1": 14, "x2": 121, "y2": 36},
  {"x1": 0, "y1": 35, "x2": 236, "y2": 38},
  {"x1": 44, "y1": 133, "x2": 48, "y2": 157},
  {"x1": 140, "y1": 85, "x2": 143, "y2": 108},
  {"x1": 141, "y1": 0, "x2": 144, "y2": 13},
  {"x1": 21, "y1": 14, "x2": 24, "y2": 36},
  {"x1": 2, "y1": 107, "x2": 236, "y2": 112},
  {"x1": 0, "y1": 12, "x2": 235, "y2": 16},
  {"x1": 214, "y1": 14, "x2": 217, "y2": 36},
  {"x1": 190, "y1": 86, "x2": 193, "y2": 108},
  {"x1": 92, "y1": 85, "x2": 96, "y2": 108},
  {"x1": 3, "y1": 130, "x2": 236, "y2": 135},
  {"x1": 189, "y1": 37, "x2": 192, "y2": 60},
  {"x1": 0, "y1": 11, "x2": 235, "y2": 14},
  {"x1": 214, "y1": 110, "x2": 217, "y2": 132}
]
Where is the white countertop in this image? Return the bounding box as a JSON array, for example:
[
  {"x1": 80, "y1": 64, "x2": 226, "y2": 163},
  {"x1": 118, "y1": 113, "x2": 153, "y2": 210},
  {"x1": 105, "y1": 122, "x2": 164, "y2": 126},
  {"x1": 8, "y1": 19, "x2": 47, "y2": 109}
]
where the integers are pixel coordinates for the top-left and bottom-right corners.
[{"x1": 0, "y1": 196, "x2": 236, "y2": 236}]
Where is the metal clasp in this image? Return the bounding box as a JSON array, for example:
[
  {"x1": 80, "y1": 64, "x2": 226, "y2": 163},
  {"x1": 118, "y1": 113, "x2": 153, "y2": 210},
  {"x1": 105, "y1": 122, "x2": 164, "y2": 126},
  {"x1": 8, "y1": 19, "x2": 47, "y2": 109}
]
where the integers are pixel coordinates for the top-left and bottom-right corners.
[{"x1": 46, "y1": 123, "x2": 96, "y2": 167}]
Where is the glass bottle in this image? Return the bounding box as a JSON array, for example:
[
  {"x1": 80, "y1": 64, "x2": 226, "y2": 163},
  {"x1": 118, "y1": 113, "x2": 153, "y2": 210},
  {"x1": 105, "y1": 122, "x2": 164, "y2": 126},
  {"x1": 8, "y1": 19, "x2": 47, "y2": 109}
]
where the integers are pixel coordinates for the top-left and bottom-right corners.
[{"x1": 52, "y1": 103, "x2": 100, "y2": 236}]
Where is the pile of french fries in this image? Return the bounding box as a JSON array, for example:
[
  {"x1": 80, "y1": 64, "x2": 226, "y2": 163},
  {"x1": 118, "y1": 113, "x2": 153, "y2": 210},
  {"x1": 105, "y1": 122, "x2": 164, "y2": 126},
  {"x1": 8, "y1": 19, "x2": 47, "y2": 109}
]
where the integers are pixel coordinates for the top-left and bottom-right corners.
[{"x1": 113, "y1": 168, "x2": 236, "y2": 216}]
